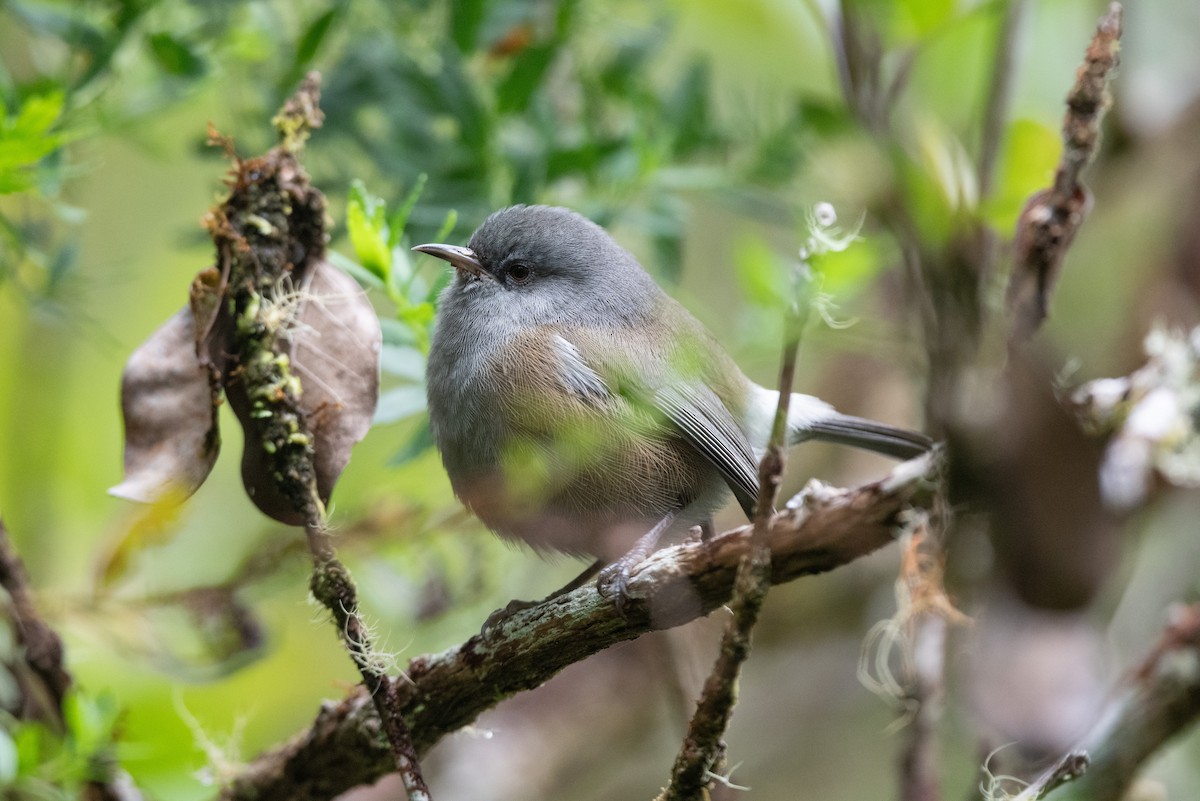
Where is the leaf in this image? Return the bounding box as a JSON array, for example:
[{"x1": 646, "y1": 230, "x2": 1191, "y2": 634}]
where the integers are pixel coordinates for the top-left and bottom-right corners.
[
  {"x1": 497, "y1": 44, "x2": 557, "y2": 113},
  {"x1": 97, "y1": 493, "x2": 188, "y2": 588},
  {"x1": 379, "y1": 344, "x2": 426, "y2": 381},
  {"x1": 734, "y1": 235, "x2": 788, "y2": 308},
  {"x1": 0, "y1": 90, "x2": 67, "y2": 194},
  {"x1": 326, "y1": 248, "x2": 384, "y2": 289},
  {"x1": 346, "y1": 180, "x2": 392, "y2": 284},
  {"x1": 980, "y1": 118, "x2": 1060, "y2": 231},
  {"x1": 374, "y1": 385, "x2": 427, "y2": 425},
  {"x1": 295, "y1": 8, "x2": 340, "y2": 71},
  {"x1": 146, "y1": 32, "x2": 207, "y2": 77},
  {"x1": 814, "y1": 235, "x2": 883, "y2": 296},
  {"x1": 387, "y1": 172, "x2": 427, "y2": 250},
  {"x1": 110, "y1": 308, "x2": 221, "y2": 504},
  {"x1": 451, "y1": 0, "x2": 487, "y2": 52}
]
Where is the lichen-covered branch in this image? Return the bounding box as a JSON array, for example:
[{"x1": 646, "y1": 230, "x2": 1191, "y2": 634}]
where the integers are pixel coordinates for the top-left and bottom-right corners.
[
  {"x1": 219, "y1": 454, "x2": 936, "y2": 801},
  {"x1": 202, "y1": 74, "x2": 428, "y2": 799}
]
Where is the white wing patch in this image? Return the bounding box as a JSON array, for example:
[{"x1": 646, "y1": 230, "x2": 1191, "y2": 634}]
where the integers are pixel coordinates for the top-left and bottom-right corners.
[{"x1": 552, "y1": 334, "x2": 610, "y2": 403}]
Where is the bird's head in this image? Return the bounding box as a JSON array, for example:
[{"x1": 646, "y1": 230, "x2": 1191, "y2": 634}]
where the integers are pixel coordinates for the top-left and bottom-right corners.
[{"x1": 414, "y1": 205, "x2": 660, "y2": 327}]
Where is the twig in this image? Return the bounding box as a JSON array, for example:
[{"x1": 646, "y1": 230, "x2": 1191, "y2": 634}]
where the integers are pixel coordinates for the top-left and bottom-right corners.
[
  {"x1": 662, "y1": 294, "x2": 807, "y2": 800},
  {"x1": 1007, "y1": 2, "x2": 1123, "y2": 338},
  {"x1": 306, "y1": 522, "x2": 432, "y2": 801},
  {"x1": 219, "y1": 454, "x2": 937, "y2": 801},
  {"x1": 978, "y1": 0, "x2": 1029, "y2": 197},
  {"x1": 0, "y1": 518, "x2": 142, "y2": 801},
  {"x1": 1014, "y1": 751, "x2": 1089, "y2": 800},
  {"x1": 897, "y1": 524, "x2": 950, "y2": 801},
  {"x1": 1035, "y1": 603, "x2": 1200, "y2": 801},
  {"x1": 0, "y1": 517, "x2": 71, "y2": 720},
  {"x1": 210, "y1": 73, "x2": 431, "y2": 800}
]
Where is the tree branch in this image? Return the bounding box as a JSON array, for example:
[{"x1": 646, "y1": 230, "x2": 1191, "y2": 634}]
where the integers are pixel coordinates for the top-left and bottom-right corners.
[
  {"x1": 1035, "y1": 603, "x2": 1200, "y2": 801},
  {"x1": 0, "y1": 518, "x2": 142, "y2": 801},
  {"x1": 219, "y1": 454, "x2": 937, "y2": 801},
  {"x1": 1006, "y1": 2, "x2": 1123, "y2": 338}
]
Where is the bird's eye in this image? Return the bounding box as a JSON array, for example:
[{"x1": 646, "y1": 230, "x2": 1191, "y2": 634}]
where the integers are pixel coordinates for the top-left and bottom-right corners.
[{"x1": 507, "y1": 261, "x2": 533, "y2": 285}]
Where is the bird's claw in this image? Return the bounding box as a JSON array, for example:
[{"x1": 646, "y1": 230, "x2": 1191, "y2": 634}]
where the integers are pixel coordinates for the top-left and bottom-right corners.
[{"x1": 596, "y1": 559, "x2": 637, "y2": 617}]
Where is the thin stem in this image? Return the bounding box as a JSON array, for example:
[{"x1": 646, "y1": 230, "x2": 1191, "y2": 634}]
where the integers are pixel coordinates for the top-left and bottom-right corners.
[
  {"x1": 978, "y1": 0, "x2": 1029, "y2": 198},
  {"x1": 662, "y1": 296, "x2": 806, "y2": 800},
  {"x1": 305, "y1": 514, "x2": 432, "y2": 801}
]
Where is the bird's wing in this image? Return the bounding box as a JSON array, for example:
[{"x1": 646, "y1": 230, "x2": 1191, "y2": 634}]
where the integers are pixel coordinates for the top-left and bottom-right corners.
[
  {"x1": 551, "y1": 335, "x2": 611, "y2": 404},
  {"x1": 554, "y1": 333, "x2": 760, "y2": 517},
  {"x1": 652, "y1": 381, "x2": 760, "y2": 517}
]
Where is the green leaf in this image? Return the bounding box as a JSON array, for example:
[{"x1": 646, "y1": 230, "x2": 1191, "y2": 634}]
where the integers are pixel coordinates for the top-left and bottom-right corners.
[
  {"x1": 389, "y1": 417, "x2": 435, "y2": 465},
  {"x1": 62, "y1": 690, "x2": 119, "y2": 754},
  {"x1": 735, "y1": 235, "x2": 789, "y2": 308},
  {"x1": 11, "y1": 90, "x2": 65, "y2": 137},
  {"x1": 388, "y1": 173, "x2": 427, "y2": 249},
  {"x1": 375, "y1": 385, "x2": 428, "y2": 425},
  {"x1": 295, "y1": 8, "x2": 340, "y2": 71},
  {"x1": 812, "y1": 236, "x2": 881, "y2": 297},
  {"x1": 980, "y1": 118, "x2": 1060, "y2": 231},
  {"x1": 433, "y1": 208, "x2": 459, "y2": 243},
  {"x1": 497, "y1": 44, "x2": 557, "y2": 113},
  {"x1": 0, "y1": 90, "x2": 67, "y2": 194},
  {"x1": 898, "y1": 0, "x2": 956, "y2": 38},
  {"x1": 667, "y1": 62, "x2": 713, "y2": 156},
  {"x1": 451, "y1": 0, "x2": 487, "y2": 52},
  {"x1": 346, "y1": 180, "x2": 392, "y2": 284},
  {"x1": 146, "y1": 33, "x2": 206, "y2": 77},
  {"x1": 326, "y1": 248, "x2": 384, "y2": 289},
  {"x1": 0, "y1": 727, "x2": 16, "y2": 783},
  {"x1": 380, "y1": 344, "x2": 426, "y2": 381}
]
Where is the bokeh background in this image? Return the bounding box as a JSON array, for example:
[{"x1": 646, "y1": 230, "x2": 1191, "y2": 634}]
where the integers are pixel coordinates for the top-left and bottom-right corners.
[{"x1": 2, "y1": 0, "x2": 1199, "y2": 798}]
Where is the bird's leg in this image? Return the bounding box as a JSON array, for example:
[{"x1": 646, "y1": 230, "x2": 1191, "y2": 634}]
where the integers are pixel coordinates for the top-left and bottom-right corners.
[
  {"x1": 597, "y1": 509, "x2": 679, "y2": 614},
  {"x1": 482, "y1": 558, "x2": 605, "y2": 634}
]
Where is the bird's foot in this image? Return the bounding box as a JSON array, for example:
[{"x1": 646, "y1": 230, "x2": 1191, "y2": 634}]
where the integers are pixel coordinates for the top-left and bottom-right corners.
[
  {"x1": 596, "y1": 511, "x2": 680, "y2": 616},
  {"x1": 596, "y1": 552, "x2": 647, "y2": 617}
]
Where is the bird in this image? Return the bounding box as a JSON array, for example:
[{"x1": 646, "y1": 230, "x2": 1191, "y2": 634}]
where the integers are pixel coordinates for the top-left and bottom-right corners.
[{"x1": 415, "y1": 205, "x2": 930, "y2": 612}]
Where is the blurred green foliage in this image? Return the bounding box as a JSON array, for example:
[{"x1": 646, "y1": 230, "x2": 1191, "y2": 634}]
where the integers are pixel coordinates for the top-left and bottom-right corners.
[{"x1": 1, "y1": 0, "x2": 1199, "y2": 799}]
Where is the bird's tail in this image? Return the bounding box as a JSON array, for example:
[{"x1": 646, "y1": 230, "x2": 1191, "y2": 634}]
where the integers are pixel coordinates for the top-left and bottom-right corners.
[
  {"x1": 797, "y1": 412, "x2": 932, "y2": 459},
  {"x1": 782, "y1": 391, "x2": 931, "y2": 459}
]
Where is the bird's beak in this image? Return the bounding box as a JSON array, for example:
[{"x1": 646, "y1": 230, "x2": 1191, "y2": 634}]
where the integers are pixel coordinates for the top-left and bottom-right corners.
[{"x1": 412, "y1": 243, "x2": 488, "y2": 278}]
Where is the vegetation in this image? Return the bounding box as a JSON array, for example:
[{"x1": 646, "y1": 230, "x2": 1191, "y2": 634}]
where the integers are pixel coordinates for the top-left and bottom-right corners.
[{"x1": 2, "y1": 1, "x2": 1199, "y2": 799}]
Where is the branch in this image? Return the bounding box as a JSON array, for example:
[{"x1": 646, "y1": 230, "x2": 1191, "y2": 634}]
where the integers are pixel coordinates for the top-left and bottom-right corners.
[
  {"x1": 205, "y1": 73, "x2": 430, "y2": 799},
  {"x1": 1007, "y1": 2, "x2": 1123, "y2": 338},
  {"x1": 1033, "y1": 603, "x2": 1200, "y2": 801},
  {"x1": 219, "y1": 454, "x2": 937, "y2": 801},
  {"x1": 0, "y1": 517, "x2": 71, "y2": 720},
  {"x1": 662, "y1": 285, "x2": 806, "y2": 800},
  {"x1": 0, "y1": 518, "x2": 142, "y2": 801}
]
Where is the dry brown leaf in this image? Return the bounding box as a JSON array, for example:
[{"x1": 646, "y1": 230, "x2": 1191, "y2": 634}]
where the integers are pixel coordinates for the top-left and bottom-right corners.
[
  {"x1": 110, "y1": 308, "x2": 220, "y2": 504},
  {"x1": 293, "y1": 261, "x2": 382, "y2": 502}
]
